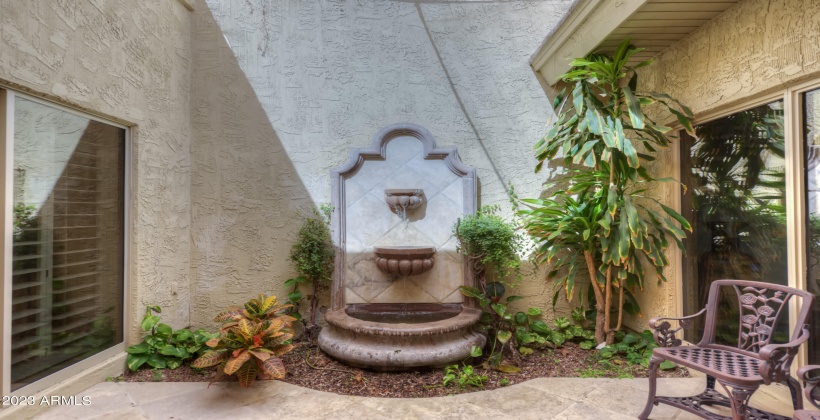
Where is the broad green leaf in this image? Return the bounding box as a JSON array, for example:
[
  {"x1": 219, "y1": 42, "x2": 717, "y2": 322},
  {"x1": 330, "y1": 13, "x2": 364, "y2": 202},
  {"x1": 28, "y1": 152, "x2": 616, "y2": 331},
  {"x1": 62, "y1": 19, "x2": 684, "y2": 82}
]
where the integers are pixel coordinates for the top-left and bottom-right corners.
[
  {"x1": 125, "y1": 343, "x2": 150, "y2": 354},
  {"x1": 660, "y1": 361, "x2": 677, "y2": 370},
  {"x1": 146, "y1": 354, "x2": 167, "y2": 369},
  {"x1": 496, "y1": 364, "x2": 521, "y2": 373},
  {"x1": 155, "y1": 323, "x2": 173, "y2": 339},
  {"x1": 496, "y1": 330, "x2": 512, "y2": 344},
  {"x1": 141, "y1": 315, "x2": 160, "y2": 331},
  {"x1": 470, "y1": 345, "x2": 483, "y2": 358},
  {"x1": 530, "y1": 320, "x2": 551, "y2": 335},
  {"x1": 126, "y1": 353, "x2": 149, "y2": 371},
  {"x1": 527, "y1": 307, "x2": 542, "y2": 316},
  {"x1": 659, "y1": 203, "x2": 692, "y2": 232},
  {"x1": 459, "y1": 286, "x2": 483, "y2": 299},
  {"x1": 622, "y1": 86, "x2": 645, "y2": 129}
]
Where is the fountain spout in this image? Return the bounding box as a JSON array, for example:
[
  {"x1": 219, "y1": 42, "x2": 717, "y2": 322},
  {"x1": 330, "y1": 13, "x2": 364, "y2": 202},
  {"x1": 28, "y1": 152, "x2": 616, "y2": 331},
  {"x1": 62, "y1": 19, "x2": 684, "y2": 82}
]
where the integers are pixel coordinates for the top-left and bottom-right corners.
[{"x1": 385, "y1": 189, "x2": 424, "y2": 221}]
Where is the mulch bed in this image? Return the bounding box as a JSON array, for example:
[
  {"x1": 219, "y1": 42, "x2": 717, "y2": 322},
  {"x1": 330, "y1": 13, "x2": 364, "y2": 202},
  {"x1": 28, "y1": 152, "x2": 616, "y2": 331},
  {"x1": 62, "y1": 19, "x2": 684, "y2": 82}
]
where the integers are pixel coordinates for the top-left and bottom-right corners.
[{"x1": 119, "y1": 341, "x2": 689, "y2": 398}]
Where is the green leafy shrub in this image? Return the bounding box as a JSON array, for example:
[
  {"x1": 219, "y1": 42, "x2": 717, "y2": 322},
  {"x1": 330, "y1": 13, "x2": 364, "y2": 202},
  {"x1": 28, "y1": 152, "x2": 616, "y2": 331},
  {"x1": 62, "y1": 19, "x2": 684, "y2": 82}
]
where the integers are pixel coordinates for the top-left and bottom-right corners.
[
  {"x1": 442, "y1": 364, "x2": 488, "y2": 389},
  {"x1": 454, "y1": 205, "x2": 525, "y2": 284},
  {"x1": 289, "y1": 205, "x2": 334, "y2": 327},
  {"x1": 192, "y1": 294, "x2": 296, "y2": 388},
  {"x1": 598, "y1": 330, "x2": 676, "y2": 370},
  {"x1": 125, "y1": 306, "x2": 216, "y2": 371}
]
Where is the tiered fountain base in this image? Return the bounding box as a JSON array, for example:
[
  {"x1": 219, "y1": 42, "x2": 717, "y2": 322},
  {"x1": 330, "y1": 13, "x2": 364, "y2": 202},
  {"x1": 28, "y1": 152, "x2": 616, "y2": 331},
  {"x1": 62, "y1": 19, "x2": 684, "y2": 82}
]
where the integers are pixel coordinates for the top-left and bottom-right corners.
[{"x1": 318, "y1": 303, "x2": 486, "y2": 371}]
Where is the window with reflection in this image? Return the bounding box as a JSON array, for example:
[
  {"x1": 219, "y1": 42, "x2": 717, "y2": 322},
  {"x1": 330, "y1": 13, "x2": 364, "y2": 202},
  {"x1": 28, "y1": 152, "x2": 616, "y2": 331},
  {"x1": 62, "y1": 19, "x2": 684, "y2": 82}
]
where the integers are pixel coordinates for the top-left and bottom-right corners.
[
  {"x1": 804, "y1": 88, "x2": 820, "y2": 363},
  {"x1": 10, "y1": 97, "x2": 125, "y2": 390},
  {"x1": 680, "y1": 100, "x2": 788, "y2": 345}
]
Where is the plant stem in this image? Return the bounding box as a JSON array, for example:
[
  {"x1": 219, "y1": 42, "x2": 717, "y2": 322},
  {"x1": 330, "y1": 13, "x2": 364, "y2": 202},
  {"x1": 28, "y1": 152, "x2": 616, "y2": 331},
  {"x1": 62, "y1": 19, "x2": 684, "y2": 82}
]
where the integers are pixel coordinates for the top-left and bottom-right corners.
[{"x1": 583, "y1": 250, "x2": 607, "y2": 344}]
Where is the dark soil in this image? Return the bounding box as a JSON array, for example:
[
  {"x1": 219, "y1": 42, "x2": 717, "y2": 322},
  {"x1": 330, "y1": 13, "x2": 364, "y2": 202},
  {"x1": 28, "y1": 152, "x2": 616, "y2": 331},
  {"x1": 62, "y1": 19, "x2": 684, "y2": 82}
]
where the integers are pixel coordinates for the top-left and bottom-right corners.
[{"x1": 119, "y1": 341, "x2": 689, "y2": 398}]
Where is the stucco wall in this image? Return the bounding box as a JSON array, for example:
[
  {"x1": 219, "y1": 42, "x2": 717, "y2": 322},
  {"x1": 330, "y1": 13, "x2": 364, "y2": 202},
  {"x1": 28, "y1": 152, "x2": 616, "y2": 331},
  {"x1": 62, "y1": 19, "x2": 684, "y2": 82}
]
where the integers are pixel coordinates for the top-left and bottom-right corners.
[
  {"x1": 0, "y1": 0, "x2": 193, "y2": 341},
  {"x1": 638, "y1": 0, "x2": 820, "y2": 116},
  {"x1": 630, "y1": 0, "x2": 820, "y2": 330},
  {"x1": 191, "y1": 0, "x2": 575, "y2": 326}
]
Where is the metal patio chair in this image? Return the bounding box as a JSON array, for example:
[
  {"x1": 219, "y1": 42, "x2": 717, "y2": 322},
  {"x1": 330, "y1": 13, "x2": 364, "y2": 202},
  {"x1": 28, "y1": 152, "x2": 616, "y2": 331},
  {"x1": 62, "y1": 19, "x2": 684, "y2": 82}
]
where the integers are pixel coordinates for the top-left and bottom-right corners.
[
  {"x1": 639, "y1": 279, "x2": 813, "y2": 420},
  {"x1": 794, "y1": 365, "x2": 820, "y2": 420}
]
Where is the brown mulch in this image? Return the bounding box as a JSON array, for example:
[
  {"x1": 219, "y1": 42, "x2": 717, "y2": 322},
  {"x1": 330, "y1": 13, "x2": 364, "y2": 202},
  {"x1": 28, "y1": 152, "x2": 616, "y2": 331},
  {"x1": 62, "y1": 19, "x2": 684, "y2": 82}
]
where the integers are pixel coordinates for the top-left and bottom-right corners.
[{"x1": 119, "y1": 341, "x2": 689, "y2": 398}]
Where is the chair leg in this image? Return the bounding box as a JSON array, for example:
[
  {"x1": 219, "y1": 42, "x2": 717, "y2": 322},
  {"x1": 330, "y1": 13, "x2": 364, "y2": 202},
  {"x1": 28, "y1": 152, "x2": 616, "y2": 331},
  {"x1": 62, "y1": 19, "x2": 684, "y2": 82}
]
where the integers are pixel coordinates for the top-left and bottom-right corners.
[
  {"x1": 638, "y1": 356, "x2": 662, "y2": 420},
  {"x1": 718, "y1": 381, "x2": 757, "y2": 420},
  {"x1": 787, "y1": 376, "x2": 804, "y2": 410}
]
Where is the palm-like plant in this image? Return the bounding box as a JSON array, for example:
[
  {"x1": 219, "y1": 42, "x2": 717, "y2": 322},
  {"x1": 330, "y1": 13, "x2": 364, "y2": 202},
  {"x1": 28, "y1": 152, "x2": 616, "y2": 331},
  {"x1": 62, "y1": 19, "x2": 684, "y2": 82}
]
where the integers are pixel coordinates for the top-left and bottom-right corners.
[
  {"x1": 517, "y1": 39, "x2": 694, "y2": 344},
  {"x1": 192, "y1": 294, "x2": 296, "y2": 388}
]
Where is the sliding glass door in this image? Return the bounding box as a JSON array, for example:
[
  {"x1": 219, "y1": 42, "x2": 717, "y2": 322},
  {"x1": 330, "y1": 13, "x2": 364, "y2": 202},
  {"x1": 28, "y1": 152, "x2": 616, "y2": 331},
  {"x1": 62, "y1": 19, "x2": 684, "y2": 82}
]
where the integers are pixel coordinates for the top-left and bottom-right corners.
[
  {"x1": 680, "y1": 100, "x2": 789, "y2": 344},
  {"x1": 2, "y1": 91, "x2": 126, "y2": 393}
]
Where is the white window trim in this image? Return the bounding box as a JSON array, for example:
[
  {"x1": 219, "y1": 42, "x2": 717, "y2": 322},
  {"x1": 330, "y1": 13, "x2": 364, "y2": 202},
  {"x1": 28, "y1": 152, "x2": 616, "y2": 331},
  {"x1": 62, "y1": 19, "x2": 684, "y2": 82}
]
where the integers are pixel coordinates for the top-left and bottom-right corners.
[{"x1": 0, "y1": 89, "x2": 131, "y2": 397}]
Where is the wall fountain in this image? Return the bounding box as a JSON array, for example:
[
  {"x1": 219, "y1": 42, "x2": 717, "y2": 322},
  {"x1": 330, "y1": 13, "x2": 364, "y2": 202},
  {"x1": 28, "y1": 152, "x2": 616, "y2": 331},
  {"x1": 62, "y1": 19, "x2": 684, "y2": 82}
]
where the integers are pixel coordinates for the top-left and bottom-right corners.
[{"x1": 318, "y1": 123, "x2": 485, "y2": 370}]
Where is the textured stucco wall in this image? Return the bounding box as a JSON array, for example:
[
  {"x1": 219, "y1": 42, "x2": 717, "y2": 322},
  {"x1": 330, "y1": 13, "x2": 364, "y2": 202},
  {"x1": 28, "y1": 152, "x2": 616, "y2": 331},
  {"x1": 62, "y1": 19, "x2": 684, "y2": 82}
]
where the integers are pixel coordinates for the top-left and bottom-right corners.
[
  {"x1": 0, "y1": 0, "x2": 193, "y2": 341},
  {"x1": 628, "y1": 0, "x2": 820, "y2": 330},
  {"x1": 189, "y1": 5, "x2": 315, "y2": 328},
  {"x1": 192, "y1": 0, "x2": 575, "y2": 325},
  {"x1": 639, "y1": 0, "x2": 820, "y2": 116}
]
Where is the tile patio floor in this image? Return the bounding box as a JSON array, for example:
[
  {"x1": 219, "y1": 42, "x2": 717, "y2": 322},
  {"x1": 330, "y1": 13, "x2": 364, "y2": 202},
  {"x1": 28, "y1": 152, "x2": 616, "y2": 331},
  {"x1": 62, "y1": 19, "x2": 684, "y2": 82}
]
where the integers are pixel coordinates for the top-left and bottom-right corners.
[{"x1": 25, "y1": 377, "x2": 797, "y2": 420}]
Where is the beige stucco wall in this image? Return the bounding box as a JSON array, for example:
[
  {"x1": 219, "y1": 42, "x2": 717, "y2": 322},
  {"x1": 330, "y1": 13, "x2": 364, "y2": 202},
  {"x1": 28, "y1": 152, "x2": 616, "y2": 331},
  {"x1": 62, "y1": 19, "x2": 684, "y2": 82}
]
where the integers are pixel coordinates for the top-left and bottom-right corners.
[
  {"x1": 628, "y1": 0, "x2": 820, "y2": 331},
  {"x1": 0, "y1": 0, "x2": 194, "y2": 341}
]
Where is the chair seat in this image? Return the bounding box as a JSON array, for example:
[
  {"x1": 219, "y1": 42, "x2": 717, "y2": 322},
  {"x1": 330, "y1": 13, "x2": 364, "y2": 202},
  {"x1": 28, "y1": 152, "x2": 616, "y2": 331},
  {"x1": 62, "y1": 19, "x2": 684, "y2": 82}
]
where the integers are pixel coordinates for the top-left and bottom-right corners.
[{"x1": 655, "y1": 346, "x2": 764, "y2": 386}]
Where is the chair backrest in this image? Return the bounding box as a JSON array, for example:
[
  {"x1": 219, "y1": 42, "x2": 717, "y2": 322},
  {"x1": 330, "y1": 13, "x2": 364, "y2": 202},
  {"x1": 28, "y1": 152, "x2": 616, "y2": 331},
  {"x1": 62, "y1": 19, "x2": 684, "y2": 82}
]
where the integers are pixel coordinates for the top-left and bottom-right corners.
[{"x1": 699, "y1": 279, "x2": 814, "y2": 357}]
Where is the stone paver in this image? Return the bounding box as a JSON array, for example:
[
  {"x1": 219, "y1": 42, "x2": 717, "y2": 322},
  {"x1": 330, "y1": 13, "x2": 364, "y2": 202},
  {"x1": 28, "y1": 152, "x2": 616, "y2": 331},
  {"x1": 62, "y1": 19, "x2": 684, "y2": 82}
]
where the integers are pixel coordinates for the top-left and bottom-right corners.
[{"x1": 23, "y1": 377, "x2": 795, "y2": 420}]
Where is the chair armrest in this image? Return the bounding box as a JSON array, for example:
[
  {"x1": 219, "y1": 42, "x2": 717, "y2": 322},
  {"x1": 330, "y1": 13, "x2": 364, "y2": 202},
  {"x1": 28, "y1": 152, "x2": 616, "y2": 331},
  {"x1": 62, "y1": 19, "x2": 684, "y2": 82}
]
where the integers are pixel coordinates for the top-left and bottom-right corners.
[
  {"x1": 647, "y1": 308, "x2": 707, "y2": 347},
  {"x1": 797, "y1": 364, "x2": 820, "y2": 407},
  {"x1": 759, "y1": 324, "x2": 809, "y2": 385}
]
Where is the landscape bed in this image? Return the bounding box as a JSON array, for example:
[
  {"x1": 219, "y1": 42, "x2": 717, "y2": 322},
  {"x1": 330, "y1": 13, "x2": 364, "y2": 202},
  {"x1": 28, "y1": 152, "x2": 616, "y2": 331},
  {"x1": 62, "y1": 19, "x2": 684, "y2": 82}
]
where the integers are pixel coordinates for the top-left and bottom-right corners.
[{"x1": 119, "y1": 342, "x2": 689, "y2": 398}]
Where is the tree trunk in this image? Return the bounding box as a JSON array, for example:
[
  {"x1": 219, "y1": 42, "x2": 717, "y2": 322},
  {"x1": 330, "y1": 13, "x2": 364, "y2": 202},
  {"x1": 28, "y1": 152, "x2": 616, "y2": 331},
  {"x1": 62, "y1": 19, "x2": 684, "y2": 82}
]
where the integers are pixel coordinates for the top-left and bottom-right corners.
[
  {"x1": 604, "y1": 265, "x2": 613, "y2": 343},
  {"x1": 310, "y1": 277, "x2": 319, "y2": 327},
  {"x1": 583, "y1": 251, "x2": 607, "y2": 344}
]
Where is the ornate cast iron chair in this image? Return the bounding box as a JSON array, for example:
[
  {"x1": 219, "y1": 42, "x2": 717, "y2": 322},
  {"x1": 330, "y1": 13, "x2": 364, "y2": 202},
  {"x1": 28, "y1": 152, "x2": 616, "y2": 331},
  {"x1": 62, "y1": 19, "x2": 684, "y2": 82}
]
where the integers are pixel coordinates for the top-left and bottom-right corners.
[
  {"x1": 794, "y1": 365, "x2": 820, "y2": 420},
  {"x1": 639, "y1": 279, "x2": 813, "y2": 420}
]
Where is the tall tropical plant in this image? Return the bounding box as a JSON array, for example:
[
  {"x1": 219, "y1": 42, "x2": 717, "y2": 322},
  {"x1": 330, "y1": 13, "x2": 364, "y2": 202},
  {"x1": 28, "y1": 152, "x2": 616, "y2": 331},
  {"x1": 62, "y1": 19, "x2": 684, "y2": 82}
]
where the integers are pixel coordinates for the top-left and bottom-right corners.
[{"x1": 517, "y1": 39, "x2": 694, "y2": 344}]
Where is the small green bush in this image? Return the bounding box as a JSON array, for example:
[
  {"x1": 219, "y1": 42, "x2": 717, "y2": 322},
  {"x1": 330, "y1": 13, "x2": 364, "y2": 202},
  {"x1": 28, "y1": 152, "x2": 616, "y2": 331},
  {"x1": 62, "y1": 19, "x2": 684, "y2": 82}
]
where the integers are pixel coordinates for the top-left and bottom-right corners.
[{"x1": 125, "y1": 306, "x2": 217, "y2": 371}]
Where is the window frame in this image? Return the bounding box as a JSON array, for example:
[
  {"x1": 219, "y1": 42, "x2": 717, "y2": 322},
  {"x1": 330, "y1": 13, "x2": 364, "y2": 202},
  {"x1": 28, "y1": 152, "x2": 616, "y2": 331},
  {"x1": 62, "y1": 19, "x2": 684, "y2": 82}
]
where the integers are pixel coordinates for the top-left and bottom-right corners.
[
  {"x1": 0, "y1": 88, "x2": 131, "y2": 397},
  {"x1": 674, "y1": 79, "x2": 820, "y2": 371}
]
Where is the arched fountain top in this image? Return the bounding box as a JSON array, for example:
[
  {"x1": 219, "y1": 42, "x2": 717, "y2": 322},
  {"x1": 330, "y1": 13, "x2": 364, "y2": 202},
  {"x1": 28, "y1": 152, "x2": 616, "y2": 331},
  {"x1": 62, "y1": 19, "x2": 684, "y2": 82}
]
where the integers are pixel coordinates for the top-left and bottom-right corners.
[{"x1": 331, "y1": 123, "x2": 477, "y2": 181}]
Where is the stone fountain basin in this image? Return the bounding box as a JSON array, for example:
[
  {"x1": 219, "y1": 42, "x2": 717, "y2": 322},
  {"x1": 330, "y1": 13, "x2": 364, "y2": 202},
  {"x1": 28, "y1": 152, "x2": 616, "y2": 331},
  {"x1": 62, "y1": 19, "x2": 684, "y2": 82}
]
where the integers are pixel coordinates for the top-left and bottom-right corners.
[
  {"x1": 318, "y1": 303, "x2": 486, "y2": 371},
  {"x1": 373, "y1": 246, "x2": 435, "y2": 277}
]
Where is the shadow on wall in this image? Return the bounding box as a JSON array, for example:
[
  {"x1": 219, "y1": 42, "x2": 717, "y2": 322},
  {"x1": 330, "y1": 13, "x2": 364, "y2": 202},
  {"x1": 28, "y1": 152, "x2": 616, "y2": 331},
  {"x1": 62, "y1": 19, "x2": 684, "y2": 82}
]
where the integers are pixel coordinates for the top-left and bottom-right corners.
[{"x1": 189, "y1": 5, "x2": 317, "y2": 328}]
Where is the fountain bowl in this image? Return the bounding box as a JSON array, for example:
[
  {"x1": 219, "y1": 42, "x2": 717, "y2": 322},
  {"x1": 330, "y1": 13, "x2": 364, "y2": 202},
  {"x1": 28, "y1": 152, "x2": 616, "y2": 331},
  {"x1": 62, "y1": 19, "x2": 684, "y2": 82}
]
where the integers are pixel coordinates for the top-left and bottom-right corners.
[
  {"x1": 373, "y1": 246, "x2": 435, "y2": 276},
  {"x1": 318, "y1": 303, "x2": 486, "y2": 371}
]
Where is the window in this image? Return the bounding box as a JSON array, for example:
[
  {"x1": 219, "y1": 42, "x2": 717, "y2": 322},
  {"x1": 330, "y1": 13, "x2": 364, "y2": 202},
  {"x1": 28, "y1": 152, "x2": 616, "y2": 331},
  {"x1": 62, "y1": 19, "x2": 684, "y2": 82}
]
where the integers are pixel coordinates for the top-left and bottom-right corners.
[
  {"x1": 803, "y1": 87, "x2": 820, "y2": 363},
  {"x1": 1, "y1": 90, "x2": 127, "y2": 393},
  {"x1": 678, "y1": 82, "x2": 820, "y2": 366},
  {"x1": 680, "y1": 100, "x2": 789, "y2": 344}
]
